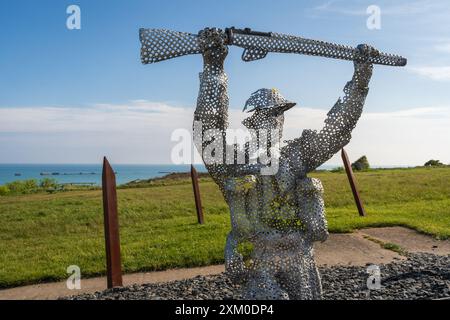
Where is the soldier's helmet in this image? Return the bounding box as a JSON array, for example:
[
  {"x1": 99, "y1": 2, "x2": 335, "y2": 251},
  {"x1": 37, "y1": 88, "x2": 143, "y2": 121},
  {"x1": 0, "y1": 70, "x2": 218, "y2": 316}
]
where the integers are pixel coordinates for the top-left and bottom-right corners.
[{"x1": 243, "y1": 88, "x2": 296, "y2": 113}]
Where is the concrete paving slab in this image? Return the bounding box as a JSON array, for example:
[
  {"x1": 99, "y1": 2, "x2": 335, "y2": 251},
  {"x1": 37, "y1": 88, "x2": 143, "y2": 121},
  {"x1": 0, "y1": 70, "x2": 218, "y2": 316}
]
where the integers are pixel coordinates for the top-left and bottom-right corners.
[
  {"x1": 357, "y1": 226, "x2": 450, "y2": 255},
  {"x1": 0, "y1": 264, "x2": 225, "y2": 300},
  {"x1": 314, "y1": 232, "x2": 404, "y2": 267}
]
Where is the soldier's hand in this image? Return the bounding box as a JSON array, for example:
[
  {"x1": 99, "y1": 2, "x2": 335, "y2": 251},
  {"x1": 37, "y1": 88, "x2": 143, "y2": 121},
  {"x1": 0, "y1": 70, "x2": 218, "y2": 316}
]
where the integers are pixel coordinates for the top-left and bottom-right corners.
[
  {"x1": 198, "y1": 27, "x2": 228, "y2": 67},
  {"x1": 353, "y1": 44, "x2": 375, "y2": 90},
  {"x1": 356, "y1": 44, "x2": 379, "y2": 63}
]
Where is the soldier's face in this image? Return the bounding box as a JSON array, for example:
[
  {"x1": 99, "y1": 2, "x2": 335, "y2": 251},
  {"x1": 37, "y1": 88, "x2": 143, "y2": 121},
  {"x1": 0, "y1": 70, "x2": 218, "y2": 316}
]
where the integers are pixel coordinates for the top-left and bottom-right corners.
[{"x1": 242, "y1": 109, "x2": 285, "y2": 132}]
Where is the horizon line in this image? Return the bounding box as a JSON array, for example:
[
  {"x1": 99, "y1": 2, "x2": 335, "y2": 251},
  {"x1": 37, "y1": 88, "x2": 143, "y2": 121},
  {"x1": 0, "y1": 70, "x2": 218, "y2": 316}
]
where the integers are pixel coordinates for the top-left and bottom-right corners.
[{"x1": 0, "y1": 163, "x2": 419, "y2": 168}]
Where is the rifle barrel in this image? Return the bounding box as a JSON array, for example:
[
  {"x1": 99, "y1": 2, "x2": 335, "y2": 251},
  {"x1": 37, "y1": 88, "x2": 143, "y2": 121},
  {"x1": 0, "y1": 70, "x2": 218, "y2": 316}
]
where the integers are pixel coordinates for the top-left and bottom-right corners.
[{"x1": 230, "y1": 31, "x2": 407, "y2": 67}]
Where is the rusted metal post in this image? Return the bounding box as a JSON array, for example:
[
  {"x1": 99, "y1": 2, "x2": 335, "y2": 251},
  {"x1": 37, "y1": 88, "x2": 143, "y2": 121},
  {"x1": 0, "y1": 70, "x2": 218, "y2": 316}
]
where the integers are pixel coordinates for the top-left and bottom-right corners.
[
  {"x1": 341, "y1": 149, "x2": 366, "y2": 217},
  {"x1": 102, "y1": 157, "x2": 123, "y2": 288},
  {"x1": 190, "y1": 165, "x2": 204, "y2": 224}
]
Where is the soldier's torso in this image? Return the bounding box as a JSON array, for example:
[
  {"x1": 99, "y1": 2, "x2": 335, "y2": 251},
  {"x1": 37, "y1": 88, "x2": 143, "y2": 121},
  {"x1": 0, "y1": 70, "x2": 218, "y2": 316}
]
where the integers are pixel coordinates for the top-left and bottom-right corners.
[{"x1": 224, "y1": 160, "x2": 311, "y2": 239}]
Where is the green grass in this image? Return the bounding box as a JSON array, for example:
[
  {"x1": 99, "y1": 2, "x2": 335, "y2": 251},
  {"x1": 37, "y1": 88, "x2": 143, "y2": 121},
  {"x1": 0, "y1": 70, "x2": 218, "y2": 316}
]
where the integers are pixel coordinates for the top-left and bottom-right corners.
[
  {"x1": 362, "y1": 235, "x2": 407, "y2": 255},
  {"x1": 382, "y1": 243, "x2": 406, "y2": 255},
  {"x1": 0, "y1": 167, "x2": 449, "y2": 288}
]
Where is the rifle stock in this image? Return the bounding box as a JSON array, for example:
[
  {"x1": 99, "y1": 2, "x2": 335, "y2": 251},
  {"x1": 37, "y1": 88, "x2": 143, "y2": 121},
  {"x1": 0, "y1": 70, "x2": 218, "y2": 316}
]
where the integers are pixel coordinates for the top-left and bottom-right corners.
[{"x1": 140, "y1": 28, "x2": 201, "y2": 64}]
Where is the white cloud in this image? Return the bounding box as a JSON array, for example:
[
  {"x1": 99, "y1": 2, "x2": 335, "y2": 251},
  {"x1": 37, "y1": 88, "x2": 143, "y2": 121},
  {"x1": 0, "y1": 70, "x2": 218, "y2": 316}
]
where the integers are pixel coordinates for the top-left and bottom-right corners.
[
  {"x1": 408, "y1": 66, "x2": 450, "y2": 81},
  {"x1": 312, "y1": 0, "x2": 365, "y2": 16},
  {"x1": 435, "y1": 43, "x2": 450, "y2": 53},
  {"x1": 283, "y1": 106, "x2": 450, "y2": 166},
  {"x1": 0, "y1": 101, "x2": 449, "y2": 166},
  {"x1": 0, "y1": 101, "x2": 192, "y2": 133},
  {"x1": 313, "y1": 0, "x2": 450, "y2": 16},
  {"x1": 0, "y1": 101, "x2": 194, "y2": 164}
]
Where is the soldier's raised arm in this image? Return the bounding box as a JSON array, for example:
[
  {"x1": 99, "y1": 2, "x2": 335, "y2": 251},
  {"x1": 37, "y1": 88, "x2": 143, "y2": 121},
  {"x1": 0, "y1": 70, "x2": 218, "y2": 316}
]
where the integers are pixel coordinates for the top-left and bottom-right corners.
[
  {"x1": 193, "y1": 28, "x2": 230, "y2": 188},
  {"x1": 284, "y1": 44, "x2": 375, "y2": 173}
]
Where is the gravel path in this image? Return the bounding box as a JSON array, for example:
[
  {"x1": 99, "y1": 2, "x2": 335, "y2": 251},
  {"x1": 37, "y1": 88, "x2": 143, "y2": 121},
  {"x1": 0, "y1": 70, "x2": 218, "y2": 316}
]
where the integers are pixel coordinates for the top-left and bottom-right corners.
[{"x1": 68, "y1": 253, "x2": 449, "y2": 300}]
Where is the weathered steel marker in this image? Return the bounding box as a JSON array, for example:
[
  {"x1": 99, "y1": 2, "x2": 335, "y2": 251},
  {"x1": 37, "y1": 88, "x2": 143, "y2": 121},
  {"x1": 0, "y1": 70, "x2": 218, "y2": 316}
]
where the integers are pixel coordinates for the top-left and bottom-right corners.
[
  {"x1": 341, "y1": 149, "x2": 366, "y2": 217},
  {"x1": 102, "y1": 157, "x2": 123, "y2": 288},
  {"x1": 190, "y1": 165, "x2": 204, "y2": 224}
]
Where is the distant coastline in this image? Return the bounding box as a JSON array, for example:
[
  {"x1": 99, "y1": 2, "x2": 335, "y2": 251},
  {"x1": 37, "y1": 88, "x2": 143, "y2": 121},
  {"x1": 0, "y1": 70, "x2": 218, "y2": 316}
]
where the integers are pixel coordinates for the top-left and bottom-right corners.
[
  {"x1": 0, "y1": 163, "x2": 413, "y2": 186},
  {"x1": 0, "y1": 164, "x2": 207, "y2": 186}
]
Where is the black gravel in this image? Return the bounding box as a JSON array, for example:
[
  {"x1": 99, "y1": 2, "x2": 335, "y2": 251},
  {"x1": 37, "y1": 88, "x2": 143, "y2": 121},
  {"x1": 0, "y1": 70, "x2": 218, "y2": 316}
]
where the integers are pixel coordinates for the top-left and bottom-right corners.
[
  {"x1": 321, "y1": 253, "x2": 449, "y2": 300},
  {"x1": 67, "y1": 253, "x2": 449, "y2": 300}
]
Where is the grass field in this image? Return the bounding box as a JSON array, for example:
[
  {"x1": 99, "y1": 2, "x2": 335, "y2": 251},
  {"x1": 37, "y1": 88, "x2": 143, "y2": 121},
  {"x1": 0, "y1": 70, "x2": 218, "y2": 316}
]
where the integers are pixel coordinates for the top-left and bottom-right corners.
[{"x1": 0, "y1": 167, "x2": 449, "y2": 288}]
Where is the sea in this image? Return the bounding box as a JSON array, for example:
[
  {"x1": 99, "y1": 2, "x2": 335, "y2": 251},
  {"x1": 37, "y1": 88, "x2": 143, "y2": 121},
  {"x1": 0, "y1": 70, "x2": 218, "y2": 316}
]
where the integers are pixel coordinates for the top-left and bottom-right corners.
[{"x1": 0, "y1": 164, "x2": 208, "y2": 186}]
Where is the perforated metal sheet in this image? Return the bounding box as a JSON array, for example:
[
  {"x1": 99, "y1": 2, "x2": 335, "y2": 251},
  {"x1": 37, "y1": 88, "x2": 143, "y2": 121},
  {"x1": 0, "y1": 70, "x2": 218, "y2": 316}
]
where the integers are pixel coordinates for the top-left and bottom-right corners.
[
  {"x1": 232, "y1": 32, "x2": 406, "y2": 66},
  {"x1": 139, "y1": 28, "x2": 201, "y2": 64},
  {"x1": 243, "y1": 88, "x2": 296, "y2": 112},
  {"x1": 140, "y1": 28, "x2": 407, "y2": 67}
]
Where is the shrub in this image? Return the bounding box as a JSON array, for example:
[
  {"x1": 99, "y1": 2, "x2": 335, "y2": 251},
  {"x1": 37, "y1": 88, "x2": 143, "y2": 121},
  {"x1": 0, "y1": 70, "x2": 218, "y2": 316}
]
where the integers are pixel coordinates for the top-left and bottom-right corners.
[
  {"x1": 6, "y1": 179, "x2": 39, "y2": 194},
  {"x1": 424, "y1": 159, "x2": 443, "y2": 167},
  {"x1": 40, "y1": 178, "x2": 58, "y2": 189},
  {"x1": 0, "y1": 185, "x2": 10, "y2": 196},
  {"x1": 352, "y1": 156, "x2": 370, "y2": 171},
  {"x1": 331, "y1": 166, "x2": 344, "y2": 173}
]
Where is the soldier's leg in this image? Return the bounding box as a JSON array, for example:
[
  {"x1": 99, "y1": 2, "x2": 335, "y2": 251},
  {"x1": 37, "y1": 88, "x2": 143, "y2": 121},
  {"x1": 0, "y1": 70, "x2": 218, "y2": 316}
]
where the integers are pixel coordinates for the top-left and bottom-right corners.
[
  {"x1": 276, "y1": 248, "x2": 322, "y2": 300},
  {"x1": 241, "y1": 245, "x2": 289, "y2": 300},
  {"x1": 224, "y1": 232, "x2": 247, "y2": 284},
  {"x1": 242, "y1": 269, "x2": 289, "y2": 300}
]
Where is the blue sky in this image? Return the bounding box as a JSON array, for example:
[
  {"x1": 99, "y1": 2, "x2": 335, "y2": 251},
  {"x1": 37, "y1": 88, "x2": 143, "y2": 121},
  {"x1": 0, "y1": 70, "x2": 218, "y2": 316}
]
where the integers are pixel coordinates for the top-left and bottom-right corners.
[{"x1": 0, "y1": 0, "x2": 449, "y2": 165}]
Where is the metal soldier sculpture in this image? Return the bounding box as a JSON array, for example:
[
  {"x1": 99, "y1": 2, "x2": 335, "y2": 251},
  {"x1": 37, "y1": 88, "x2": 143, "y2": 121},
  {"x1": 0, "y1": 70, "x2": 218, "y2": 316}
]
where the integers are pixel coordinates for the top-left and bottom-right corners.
[{"x1": 140, "y1": 27, "x2": 406, "y2": 299}]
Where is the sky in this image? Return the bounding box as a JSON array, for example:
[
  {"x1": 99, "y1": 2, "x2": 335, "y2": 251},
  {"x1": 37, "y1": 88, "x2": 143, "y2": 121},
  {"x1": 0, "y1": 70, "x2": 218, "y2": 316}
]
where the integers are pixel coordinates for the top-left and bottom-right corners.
[{"x1": 0, "y1": 0, "x2": 449, "y2": 166}]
